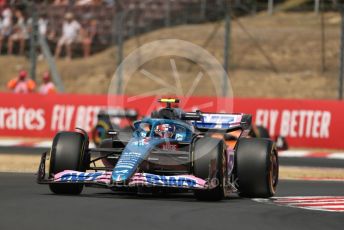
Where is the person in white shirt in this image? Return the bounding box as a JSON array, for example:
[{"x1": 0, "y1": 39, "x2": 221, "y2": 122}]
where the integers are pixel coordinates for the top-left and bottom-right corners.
[
  {"x1": 27, "y1": 13, "x2": 48, "y2": 37},
  {"x1": 0, "y1": 7, "x2": 12, "y2": 54},
  {"x1": 38, "y1": 14, "x2": 48, "y2": 37},
  {"x1": 54, "y1": 12, "x2": 82, "y2": 60},
  {"x1": 1, "y1": 7, "x2": 12, "y2": 35}
]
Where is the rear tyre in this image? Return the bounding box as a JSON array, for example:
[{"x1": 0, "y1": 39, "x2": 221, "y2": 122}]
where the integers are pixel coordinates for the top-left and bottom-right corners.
[
  {"x1": 235, "y1": 138, "x2": 278, "y2": 198},
  {"x1": 49, "y1": 132, "x2": 88, "y2": 195},
  {"x1": 255, "y1": 126, "x2": 270, "y2": 138},
  {"x1": 250, "y1": 126, "x2": 270, "y2": 138},
  {"x1": 193, "y1": 137, "x2": 226, "y2": 201}
]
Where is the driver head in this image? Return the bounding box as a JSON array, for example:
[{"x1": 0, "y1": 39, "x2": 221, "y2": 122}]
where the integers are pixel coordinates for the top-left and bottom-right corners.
[{"x1": 154, "y1": 124, "x2": 175, "y2": 138}]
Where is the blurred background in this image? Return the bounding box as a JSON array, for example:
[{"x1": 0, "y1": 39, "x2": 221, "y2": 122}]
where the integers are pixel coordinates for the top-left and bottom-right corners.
[{"x1": 0, "y1": 0, "x2": 342, "y2": 98}]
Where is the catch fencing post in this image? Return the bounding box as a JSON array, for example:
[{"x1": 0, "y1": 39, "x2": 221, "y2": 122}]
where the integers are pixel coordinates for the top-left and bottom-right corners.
[
  {"x1": 38, "y1": 34, "x2": 65, "y2": 92},
  {"x1": 200, "y1": 0, "x2": 207, "y2": 21},
  {"x1": 115, "y1": 8, "x2": 139, "y2": 95},
  {"x1": 165, "y1": 0, "x2": 171, "y2": 27},
  {"x1": 116, "y1": 12, "x2": 124, "y2": 95},
  {"x1": 315, "y1": 0, "x2": 320, "y2": 14},
  {"x1": 223, "y1": 0, "x2": 231, "y2": 97},
  {"x1": 339, "y1": 7, "x2": 344, "y2": 99},
  {"x1": 29, "y1": 2, "x2": 38, "y2": 81},
  {"x1": 268, "y1": 0, "x2": 274, "y2": 15}
]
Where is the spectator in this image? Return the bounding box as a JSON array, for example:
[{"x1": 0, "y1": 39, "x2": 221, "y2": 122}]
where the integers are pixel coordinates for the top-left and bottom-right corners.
[
  {"x1": 1, "y1": 6, "x2": 12, "y2": 34},
  {"x1": 0, "y1": 6, "x2": 12, "y2": 53},
  {"x1": 38, "y1": 13, "x2": 49, "y2": 60},
  {"x1": 76, "y1": 0, "x2": 93, "y2": 5},
  {"x1": 39, "y1": 71, "x2": 56, "y2": 94},
  {"x1": 7, "y1": 70, "x2": 36, "y2": 94},
  {"x1": 0, "y1": 15, "x2": 3, "y2": 54},
  {"x1": 7, "y1": 9, "x2": 28, "y2": 55},
  {"x1": 28, "y1": 13, "x2": 49, "y2": 39},
  {"x1": 26, "y1": 13, "x2": 50, "y2": 60},
  {"x1": 54, "y1": 12, "x2": 82, "y2": 60},
  {"x1": 53, "y1": 0, "x2": 69, "y2": 5},
  {"x1": 76, "y1": 0, "x2": 102, "y2": 5},
  {"x1": 38, "y1": 13, "x2": 48, "y2": 37},
  {"x1": 81, "y1": 18, "x2": 97, "y2": 58}
]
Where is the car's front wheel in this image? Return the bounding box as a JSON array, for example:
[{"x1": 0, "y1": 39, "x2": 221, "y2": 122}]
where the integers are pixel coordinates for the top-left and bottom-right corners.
[{"x1": 49, "y1": 132, "x2": 88, "y2": 195}]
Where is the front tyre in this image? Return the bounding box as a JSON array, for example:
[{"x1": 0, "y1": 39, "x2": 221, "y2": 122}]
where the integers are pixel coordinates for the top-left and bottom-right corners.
[
  {"x1": 235, "y1": 138, "x2": 278, "y2": 198},
  {"x1": 49, "y1": 132, "x2": 88, "y2": 195}
]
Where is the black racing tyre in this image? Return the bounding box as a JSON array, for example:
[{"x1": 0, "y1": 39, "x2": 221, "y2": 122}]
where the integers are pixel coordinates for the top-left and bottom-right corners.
[
  {"x1": 49, "y1": 132, "x2": 88, "y2": 195},
  {"x1": 255, "y1": 126, "x2": 270, "y2": 138},
  {"x1": 235, "y1": 138, "x2": 278, "y2": 198},
  {"x1": 193, "y1": 137, "x2": 226, "y2": 201}
]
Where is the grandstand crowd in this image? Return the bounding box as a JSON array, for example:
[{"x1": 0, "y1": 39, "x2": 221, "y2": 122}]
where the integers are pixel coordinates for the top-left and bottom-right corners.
[
  {"x1": 0, "y1": 0, "x2": 220, "y2": 60},
  {"x1": 0, "y1": 1, "x2": 106, "y2": 59}
]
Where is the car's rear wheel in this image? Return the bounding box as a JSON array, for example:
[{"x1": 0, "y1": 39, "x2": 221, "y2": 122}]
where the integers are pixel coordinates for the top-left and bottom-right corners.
[
  {"x1": 255, "y1": 126, "x2": 270, "y2": 138},
  {"x1": 235, "y1": 138, "x2": 278, "y2": 198},
  {"x1": 49, "y1": 132, "x2": 88, "y2": 195},
  {"x1": 250, "y1": 126, "x2": 270, "y2": 138},
  {"x1": 193, "y1": 137, "x2": 226, "y2": 201}
]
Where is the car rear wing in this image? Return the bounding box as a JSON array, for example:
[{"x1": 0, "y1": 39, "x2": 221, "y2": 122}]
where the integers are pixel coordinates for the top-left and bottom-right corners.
[{"x1": 183, "y1": 112, "x2": 252, "y2": 132}]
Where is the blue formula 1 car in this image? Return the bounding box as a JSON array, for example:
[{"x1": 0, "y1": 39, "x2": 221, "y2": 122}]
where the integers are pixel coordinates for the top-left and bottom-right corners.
[{"x1": 37, "y1": 98, "x2": 279, "y2": 201}]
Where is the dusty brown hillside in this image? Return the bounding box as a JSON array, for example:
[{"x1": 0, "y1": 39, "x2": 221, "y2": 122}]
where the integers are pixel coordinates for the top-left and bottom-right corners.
[{"x1": 0, "y1": 12, "x2": 341, "y2": 99}]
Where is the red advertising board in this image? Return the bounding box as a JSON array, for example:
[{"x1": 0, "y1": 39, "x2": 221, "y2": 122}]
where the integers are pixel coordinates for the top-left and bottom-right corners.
[
  {"x1": 0, "y1": 93, "x2": 343, "y2": 149},
  {"x1": 233, "y1": 98, "x2": 342, "y2": 149}
]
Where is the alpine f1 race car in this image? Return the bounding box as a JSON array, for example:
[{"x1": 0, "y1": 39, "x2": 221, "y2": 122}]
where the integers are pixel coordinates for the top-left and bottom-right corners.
[{"x1": 37, "y1": 98, "x2": 279, "y2": 201}]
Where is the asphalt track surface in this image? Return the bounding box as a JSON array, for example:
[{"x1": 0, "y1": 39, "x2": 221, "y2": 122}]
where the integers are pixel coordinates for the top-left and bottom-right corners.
[{"x1": 0, "y1": 173, "x2": 343, "y2": 230}]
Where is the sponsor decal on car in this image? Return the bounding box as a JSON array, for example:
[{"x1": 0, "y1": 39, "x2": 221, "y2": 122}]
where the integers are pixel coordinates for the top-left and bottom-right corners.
[
  {"x1": 194, "y1": 114, "x2": 242, "y2": 129},
  {"x1": 54, "y1": 170, "x2": 112, "y2": 184},
  {"x1": 146, "y1": 174, "x2": 196, "y2": 187},
  {"x1": 130, "y1": 173, "x2": 207, "y2": 189},
  {"x1": 131, "y1": 139, "x2": 150, "y2": 146},
  {"x1": 160, "y1": 143, "x2": 178, "y2": 151},
  {"x1": 53, "y1": 170, "x2": 207, "y2": 189}
]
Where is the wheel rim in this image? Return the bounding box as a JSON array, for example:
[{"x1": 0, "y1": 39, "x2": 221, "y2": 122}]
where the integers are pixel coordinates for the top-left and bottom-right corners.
[
  {"x1": 222, "y1": 149, "x2": 227, "y2": 195},
  {"x1": 269, "y1": 152, "x2": 279, "y2": 193}
]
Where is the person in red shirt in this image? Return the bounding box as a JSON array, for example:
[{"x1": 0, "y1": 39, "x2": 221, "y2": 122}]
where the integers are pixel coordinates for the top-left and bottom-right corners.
[
  {"x1": 38, "y1": 71, "x2": 56, "y2": 95},
  {"x1": 7, "y1": 70, "x2": 36, "y2": 93}
]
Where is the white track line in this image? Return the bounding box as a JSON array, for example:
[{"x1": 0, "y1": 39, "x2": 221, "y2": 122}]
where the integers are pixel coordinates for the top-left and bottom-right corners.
[{"x1": 254, "y1": 196, "x2": 344, "y2": 212}]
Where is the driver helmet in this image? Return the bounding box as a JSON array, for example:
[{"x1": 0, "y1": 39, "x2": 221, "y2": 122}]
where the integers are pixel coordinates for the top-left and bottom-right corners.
[{"x1": 154, "y1": 124, "x2": 175, "y2": 138}]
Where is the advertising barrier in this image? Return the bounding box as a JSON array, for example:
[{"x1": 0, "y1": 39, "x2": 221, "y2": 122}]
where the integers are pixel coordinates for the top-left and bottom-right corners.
[{"x1": 0, "y1": 93, "x2": 342, "y2": 149}]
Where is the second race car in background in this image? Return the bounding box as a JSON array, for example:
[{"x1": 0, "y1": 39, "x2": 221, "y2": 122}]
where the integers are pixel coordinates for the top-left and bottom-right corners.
[{"x1": 92, "y1": 108, "x2": 138, "y2": 147}]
